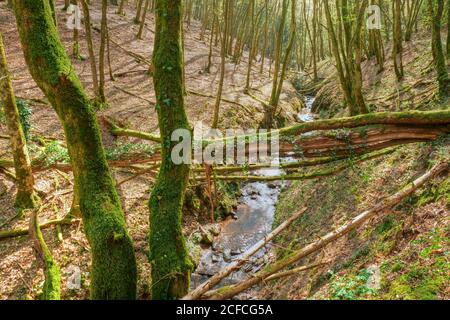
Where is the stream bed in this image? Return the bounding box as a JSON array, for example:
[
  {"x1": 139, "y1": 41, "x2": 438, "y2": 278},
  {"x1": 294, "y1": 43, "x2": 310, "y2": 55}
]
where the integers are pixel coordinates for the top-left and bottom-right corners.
[{"x1": 191, "y1": 95, "x2": 317, "y2": 294}]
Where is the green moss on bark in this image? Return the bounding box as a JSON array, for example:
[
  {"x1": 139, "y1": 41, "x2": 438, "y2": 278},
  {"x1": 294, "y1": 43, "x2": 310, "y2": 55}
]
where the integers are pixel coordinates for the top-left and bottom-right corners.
[{"x1": 149, "y1": 0, "x2": 193, "y2": 300}]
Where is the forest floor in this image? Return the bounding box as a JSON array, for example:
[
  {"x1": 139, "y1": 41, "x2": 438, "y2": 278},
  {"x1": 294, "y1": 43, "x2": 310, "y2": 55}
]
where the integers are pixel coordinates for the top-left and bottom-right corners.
[{"x1": 0, "y1": 1, "x2": 302, "y2": 299}]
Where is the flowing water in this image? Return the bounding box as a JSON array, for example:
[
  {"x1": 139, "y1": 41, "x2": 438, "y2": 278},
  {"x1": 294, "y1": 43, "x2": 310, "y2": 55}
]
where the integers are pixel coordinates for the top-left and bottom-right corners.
[{"x1": 191, "y1": 96, "x2": 317, "y2": 293}]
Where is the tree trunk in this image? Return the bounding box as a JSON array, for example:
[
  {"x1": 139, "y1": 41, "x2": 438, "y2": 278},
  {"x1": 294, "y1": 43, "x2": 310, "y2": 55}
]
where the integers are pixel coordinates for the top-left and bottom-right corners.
[
  {"x1": 80, "y1": 0, "x2": 100, "y2": 99},
  {"x1": 99, "y1": 0, "x2": 108, "y2": 104},
  {"x1": 71, "y1": 0, "x2": 82, "y2": 60},
  {"x1": 244, "y1": 0, "x2": 255, "y2": 93},
  {"x1": 137, "y1": 0, "x2": 149, "y2": 39},
  {"x1": 117, "y1": 0, "x2": 126, "y2": 15},
  {"x1": 29, "y1": 208, "x2": 60, "y2": 300},
  {"x1": 393, "y1": 0, "x2": 404, "y2": 81},
  {"x1": 447, "y1": 0, "x2": 450, "y2": 59},
  {"x1": 150, "y1": 0, "x2": 193, "y2": 300},
  {"x1": 0, "y1": 32, "x2": 38, "y2": 210},
  {"x1": 13, "y1": 0, "x2": 137, "y2": 299},
  {"x1": 211, "y1": 0, "x2": 229, "y2": 129},
  {"x1": 134, "y1": 0, "x2": 143, "y2": 23}
]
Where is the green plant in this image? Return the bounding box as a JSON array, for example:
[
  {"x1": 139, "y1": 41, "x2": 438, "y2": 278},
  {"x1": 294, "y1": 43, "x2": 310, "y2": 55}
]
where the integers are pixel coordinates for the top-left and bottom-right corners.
[
  {"x1": 329, "y1": 269, "x2": 378, "y2": 300},
  {"x1": 36, "y1": 141, "x2": 70, "y2": 167}
]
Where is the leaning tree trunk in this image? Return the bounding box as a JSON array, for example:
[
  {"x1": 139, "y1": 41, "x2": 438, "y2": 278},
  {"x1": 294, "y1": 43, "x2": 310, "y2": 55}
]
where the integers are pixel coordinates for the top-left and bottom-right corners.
[
  {"x1": 13, "y1": 0, "x2": 137, "y2": 299},
  {"x1": 149, "y1": 0, "x2": 193, "y2": 300},
  {"x1": 0, "y1": 32, "x2": 38, "y2": 210}
]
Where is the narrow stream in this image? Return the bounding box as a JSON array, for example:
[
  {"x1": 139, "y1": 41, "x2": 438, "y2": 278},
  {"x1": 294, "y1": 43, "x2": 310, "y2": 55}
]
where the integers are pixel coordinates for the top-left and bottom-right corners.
[{"x1": 191, "y1": 95, "x2": 317, "y2": 294}]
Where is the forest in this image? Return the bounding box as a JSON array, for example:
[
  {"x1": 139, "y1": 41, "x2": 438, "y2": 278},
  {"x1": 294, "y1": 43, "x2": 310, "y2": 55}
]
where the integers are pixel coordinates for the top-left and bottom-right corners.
[{"x1": 0, "y1": 0, "x2": 448, "y2": 302}]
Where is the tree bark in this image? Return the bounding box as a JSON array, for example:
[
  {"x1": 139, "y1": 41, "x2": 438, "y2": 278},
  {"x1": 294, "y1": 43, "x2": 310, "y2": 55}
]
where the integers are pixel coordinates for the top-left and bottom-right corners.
[
  {"x1": 428, "y1": 0, "x2": 449, "y2": 98},
  {"x1": 29, "y1": 207, "x2": 60, "y2": 300},
  {"x1": 150, "y1": 0, "x2": 193, "y2": 300}
]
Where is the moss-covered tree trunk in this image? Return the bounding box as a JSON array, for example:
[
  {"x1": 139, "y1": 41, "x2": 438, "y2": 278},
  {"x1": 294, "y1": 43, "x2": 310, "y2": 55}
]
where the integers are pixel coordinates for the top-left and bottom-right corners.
[
  {"x1": 149, "y1": 0, "x2": 193, "y2": 300},
  {"x1": 0, "y1": 32, "x2": 38, "y2": 210},
  {"x1": 427, "y1": 0, "x2": 449, "y2": 98},
  {"x1": 29, "y1": 208, "x2": 60, "y2": 300},
  {"x1": 211, "y1": 0, "x2": 229, "y2": 129},
  {"x1": 13, "y1": 0, "x2": 137, "y2": 299}
]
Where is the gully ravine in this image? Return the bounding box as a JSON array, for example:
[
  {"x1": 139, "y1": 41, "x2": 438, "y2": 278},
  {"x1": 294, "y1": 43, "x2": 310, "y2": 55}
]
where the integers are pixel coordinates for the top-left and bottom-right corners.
[{"x1": 191, "y1": 95, "x2": 317, "y2": 297}]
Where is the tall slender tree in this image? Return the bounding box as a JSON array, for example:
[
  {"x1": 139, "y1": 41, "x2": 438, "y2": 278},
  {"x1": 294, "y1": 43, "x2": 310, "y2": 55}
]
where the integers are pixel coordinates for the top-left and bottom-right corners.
[
  {"x1": 427, "y1": 0, "x2": 449, "y2": 98},
  {"x1": 99, "y1": 0, "x2": 108, "y2": 104},
  {"x1": 212, "y1": 0, "x2": 230, "y2": 129},
  {"x1": 0, "y1": 32, "x2": 38, "y2": 210},
  {"x1": 149, "y1": 0, "x2": 193, "y2": 299},
  {"x1": 446, "y1": 0, "x2": 450, "y2": 59},
  {"x1": 80, "y1": 0, "x2": 100, "y2": 100},
  {"x1": 324, "y1": 0, "x2": 369, "y2": 116}
]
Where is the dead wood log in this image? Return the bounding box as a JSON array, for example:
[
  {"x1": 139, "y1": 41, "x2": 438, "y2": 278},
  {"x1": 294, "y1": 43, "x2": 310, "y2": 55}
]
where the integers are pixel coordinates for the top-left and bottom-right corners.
[
  {"x1": 264, "y1": 260, "x2": 332, "y2": 282},
  {"x1": 0, "y1": 217, "x2": 78, "y2": 241},
  {"x1": 206, "y1": 148, "x2": 396, "y2": 182}
]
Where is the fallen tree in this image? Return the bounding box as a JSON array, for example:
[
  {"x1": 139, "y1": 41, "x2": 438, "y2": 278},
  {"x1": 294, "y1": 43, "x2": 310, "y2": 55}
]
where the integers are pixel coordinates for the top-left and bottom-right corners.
[
  {"x1": 208, "y1": 148, "x2": 396, "y2": 182},
  {"x1": 105, "y1": 110, "x2": 450, "y2": 160},
  {"x1": 279, "y1": 110, "x2": 450, "y2": 136},
  {"x1": 197, "y1": 162, "x2": 448, "y2": 300}
]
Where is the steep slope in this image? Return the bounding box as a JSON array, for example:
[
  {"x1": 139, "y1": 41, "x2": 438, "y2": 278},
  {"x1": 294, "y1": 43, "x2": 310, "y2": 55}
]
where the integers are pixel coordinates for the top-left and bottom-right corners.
[{"x1": 259, "y1": 31, "x2": 449, "y2": 300}]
